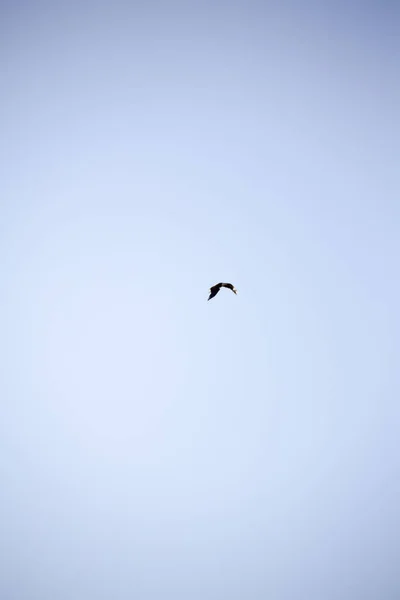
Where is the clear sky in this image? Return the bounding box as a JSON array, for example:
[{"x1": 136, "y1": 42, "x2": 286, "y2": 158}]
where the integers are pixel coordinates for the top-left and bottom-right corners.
[{"x1": 1, "y1": 1, "x2": 399, "y2": 599}]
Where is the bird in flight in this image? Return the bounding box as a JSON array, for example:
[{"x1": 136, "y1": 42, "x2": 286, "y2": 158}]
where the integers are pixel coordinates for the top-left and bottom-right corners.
[{"x1": 208, "y1": 282, "x2": 238, "y2": 301}]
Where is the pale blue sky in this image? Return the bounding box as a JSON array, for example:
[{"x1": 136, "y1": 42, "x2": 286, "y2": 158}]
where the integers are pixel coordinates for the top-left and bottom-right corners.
[{"x1": 1, "y1": 1, "x2": 399, "y2": 599}]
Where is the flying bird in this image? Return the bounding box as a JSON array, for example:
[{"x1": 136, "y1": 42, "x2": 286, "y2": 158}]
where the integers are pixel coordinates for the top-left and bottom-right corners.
[{"x1": 208, "y1": 282, "x2": 238, "y2": 301}]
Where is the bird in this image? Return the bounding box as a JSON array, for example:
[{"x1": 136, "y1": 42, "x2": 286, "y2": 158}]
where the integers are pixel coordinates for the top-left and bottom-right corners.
[{"x1": 208, "y1": 282, "x2": 238, "y2": 301}]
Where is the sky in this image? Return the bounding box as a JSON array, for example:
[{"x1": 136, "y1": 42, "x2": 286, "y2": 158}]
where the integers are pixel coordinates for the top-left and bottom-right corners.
[{"x1": 1, "y1": 1, "x2": 399, "y2": 598}]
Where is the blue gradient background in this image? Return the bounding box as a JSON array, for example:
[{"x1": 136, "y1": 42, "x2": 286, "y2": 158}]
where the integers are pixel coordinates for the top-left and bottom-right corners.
[{"x1": 1, "y1": 1, "x2": 399, "y2": 599}]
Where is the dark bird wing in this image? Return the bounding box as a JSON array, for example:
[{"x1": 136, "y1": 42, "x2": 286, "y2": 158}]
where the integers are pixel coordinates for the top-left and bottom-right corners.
[{"x1": 208, "y1": 283, "x2": 222, "y2": 301}]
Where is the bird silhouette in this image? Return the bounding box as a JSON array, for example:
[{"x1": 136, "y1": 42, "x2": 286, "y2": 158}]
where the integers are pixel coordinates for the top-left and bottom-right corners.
[{"x1": 208, "y1": 282, "x2": 237, "y2": 301}]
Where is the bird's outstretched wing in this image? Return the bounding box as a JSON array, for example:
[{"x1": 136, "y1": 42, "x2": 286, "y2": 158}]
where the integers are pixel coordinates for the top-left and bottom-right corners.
[{"x1": 208, "y1": 284, "x2": 222, "y2": 301}]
